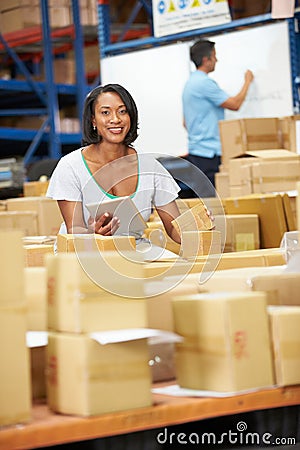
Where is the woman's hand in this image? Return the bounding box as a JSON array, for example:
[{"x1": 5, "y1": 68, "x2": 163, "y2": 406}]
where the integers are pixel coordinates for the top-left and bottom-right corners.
[{"x1": 88, "y1": 213, "x2": 120, "y2": 235}]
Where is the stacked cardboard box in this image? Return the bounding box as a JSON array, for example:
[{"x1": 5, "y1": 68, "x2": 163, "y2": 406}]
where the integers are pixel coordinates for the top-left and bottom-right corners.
[
  {"x1": 172, "y1": 292, "x2": 274, "y2": 392},
  {"x1": 0, "y1": 230, "x2": 31, "y2": 426},
  {"x1": 45, "y1": 251, "x2": 152, "y2": 416}
]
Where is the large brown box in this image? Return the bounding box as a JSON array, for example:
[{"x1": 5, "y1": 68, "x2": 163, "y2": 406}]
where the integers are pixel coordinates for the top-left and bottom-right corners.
[
  {"x1": 47, "y1": 332, "x2": 152, "y2": 416},
  {"x1": 224, "y1": 194, "x2": 288, "y2": 248},
  {"x1": 268, "y1": 306, "x2": 300, "y2": 386},
  {"x1": 219, "y1": 117, "x2": 282, "y2": 167},
  {"x1": 199, "y1": 266, "x2": 300, "y2": 306},
  {"x1": 172, "y1": 292, "x2": 275, "y2": 392},
  {"x1": 46, "y1": 252, "x2": 147, "y2": 333},
  {"x1": 279, "y1": 114, "x2": 300, "y2": 153}
]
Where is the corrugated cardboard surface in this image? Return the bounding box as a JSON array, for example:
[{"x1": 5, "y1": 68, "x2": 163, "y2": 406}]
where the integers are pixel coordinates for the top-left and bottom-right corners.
[
  {"x1": 47, "y1": 332, "x2": 152, "y2": 416},
  {"x1": 172, "y1": 292, "x2": 274, "y2": 392},
  {"x1": 269, "y1": 306, "x2": 300, "y2": 386}
]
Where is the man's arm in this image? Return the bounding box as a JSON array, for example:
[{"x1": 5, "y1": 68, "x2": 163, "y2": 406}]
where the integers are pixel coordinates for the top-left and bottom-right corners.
[{"x1": 221, "y1": 70, "x2": 254, "y2": 111}]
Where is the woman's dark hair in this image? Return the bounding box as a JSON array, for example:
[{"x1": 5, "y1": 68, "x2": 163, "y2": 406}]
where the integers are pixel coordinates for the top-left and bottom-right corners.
[
  {"x1": 190, "y1": 39, "x2": 215, "y2": 68},
  {"x1": 82, "y1": 83, "x2": 139, "y2": 147}
]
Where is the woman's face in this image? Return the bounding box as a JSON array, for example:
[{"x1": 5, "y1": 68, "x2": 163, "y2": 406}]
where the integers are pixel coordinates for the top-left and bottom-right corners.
[{"x1": 92, "y1": 91, "x2": 131, "y2": 144}]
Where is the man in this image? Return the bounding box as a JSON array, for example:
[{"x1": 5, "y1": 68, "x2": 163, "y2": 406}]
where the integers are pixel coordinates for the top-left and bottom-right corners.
[{"x1": 182, "y1": 39, "x2": 254, "y2": 191}]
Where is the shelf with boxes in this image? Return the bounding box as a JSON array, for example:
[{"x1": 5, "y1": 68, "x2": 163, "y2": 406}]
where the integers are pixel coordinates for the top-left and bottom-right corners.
[{"x1": 0, "y1": 0, "x2": 100, "y2": 165}]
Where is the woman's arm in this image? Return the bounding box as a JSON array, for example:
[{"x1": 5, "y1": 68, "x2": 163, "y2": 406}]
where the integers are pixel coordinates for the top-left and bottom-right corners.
[
  {"x1": 156, "y1": 200, "x2": 181, "y2": 244},
  {"x1": 58, "y1": 200, "x2": 120, "y2": 235}
]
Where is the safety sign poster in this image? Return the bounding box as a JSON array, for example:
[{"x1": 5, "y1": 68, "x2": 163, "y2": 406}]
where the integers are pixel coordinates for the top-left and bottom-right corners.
[{"x1": 152, "y1": 0, "x2": 231, "y2": 38}]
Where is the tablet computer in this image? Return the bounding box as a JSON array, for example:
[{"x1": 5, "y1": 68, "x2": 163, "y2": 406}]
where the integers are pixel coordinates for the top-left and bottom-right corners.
[{"x1": 86, "y1": 196, "x2": 147, "y2": 236}]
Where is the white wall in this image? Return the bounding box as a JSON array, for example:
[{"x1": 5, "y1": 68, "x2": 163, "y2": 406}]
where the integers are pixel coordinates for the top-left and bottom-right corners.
[{"x1": 101, "y1": 21, "x2": 293, "y2": 157}]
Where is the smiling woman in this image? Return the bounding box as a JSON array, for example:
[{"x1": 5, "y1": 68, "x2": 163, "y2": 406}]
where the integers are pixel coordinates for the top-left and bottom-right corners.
[{"x1": 46, "y1": 83, "x2": 183, "y2": 245}]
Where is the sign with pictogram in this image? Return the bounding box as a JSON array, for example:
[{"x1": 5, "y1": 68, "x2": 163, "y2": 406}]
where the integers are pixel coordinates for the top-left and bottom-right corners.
[{"x1": 152, "y1": 0, "x2": 231, "y2": 37}]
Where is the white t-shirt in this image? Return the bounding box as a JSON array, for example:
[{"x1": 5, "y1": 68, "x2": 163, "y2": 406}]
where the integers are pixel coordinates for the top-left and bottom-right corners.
[{"x1": 46, "y1": 148, "x2": 180, "y2": 237}]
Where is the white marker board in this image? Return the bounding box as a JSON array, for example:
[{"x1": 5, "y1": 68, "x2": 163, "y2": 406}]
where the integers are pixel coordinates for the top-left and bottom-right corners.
[{"x1": 101, "y1": 21, "x2": 293, "y2": 157}]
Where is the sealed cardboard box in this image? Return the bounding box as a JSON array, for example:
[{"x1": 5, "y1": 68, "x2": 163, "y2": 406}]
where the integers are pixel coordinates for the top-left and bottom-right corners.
[
  {"x1": 224, "y1": 194, "x2": 288, "y2": 248},
  {"x1": 215, "y1": 171, "x2": 230, "y2": 198},
  {"x1": 46, "y1": 252, "x2": 147, "y2": 332},
  {"x1": 214, "y1": 214, "x2": 260, "y2": 252},
  {"x1": 199, "y1": 265, "x2": 300, "y2": 306},
  {"x1": 47, "y1": 332, "x2": 152, "y2": 416},
  {"x1": 6, "y1": 197, "x2": 62, "y2": 235},
  {"x1": 0, "y1": 304, "x2": 31, "y2": 426},
  {"x1": 172, "y1": 292, "x2": 274, "y2": 392},
  {"x1": 0, "y1": 230, "x2": 24, "y2": 304},
  {"x1": 56, "y1": 233, "x2": 136, "y2": 253},
  {"x1": 268, "y1": 306, "x2": 300, "y2": 386}
]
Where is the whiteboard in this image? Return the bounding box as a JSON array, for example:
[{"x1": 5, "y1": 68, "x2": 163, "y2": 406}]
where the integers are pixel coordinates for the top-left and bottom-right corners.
[
  {"x1": 101, "y1": 42, "x2": 190, "y2": 157},
  {"x1": 101, "y1": 21, "x2": 293, "y2": 157},
  {"x1": 210, "y1": 21, "x2": 294, "y2": 119}
]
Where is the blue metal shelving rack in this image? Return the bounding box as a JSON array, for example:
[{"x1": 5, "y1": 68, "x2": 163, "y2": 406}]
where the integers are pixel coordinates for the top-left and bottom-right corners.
[
  {"x1": 97, "y1": 1, "x2": 300, "y2": 112},
  {"x1": 0, "y1": 0, "x2": 92, "y2": 165}
]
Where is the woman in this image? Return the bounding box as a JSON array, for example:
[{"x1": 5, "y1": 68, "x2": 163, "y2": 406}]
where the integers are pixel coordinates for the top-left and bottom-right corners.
[{"x1": 47, "y1": 83, "x2": 182, "y2": 244}]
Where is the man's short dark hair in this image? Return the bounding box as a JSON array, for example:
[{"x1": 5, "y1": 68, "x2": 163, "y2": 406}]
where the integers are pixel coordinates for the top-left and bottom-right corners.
[
  {"x1": 82, "y1": 83, "x2": 139, "y2": 147},
  {"x1": 190, "y1": 39, "x2": 215, "y2": 68}
]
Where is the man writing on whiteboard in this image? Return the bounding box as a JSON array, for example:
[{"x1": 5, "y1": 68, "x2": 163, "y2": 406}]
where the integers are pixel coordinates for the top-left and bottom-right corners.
[{"x1": 182, "y1": 39, "x2": 254, "y2": 192}]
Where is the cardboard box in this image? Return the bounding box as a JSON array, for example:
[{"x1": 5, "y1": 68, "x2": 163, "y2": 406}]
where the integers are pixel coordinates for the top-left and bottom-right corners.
[
  {"x1": 24, "y1": 267, "x2": 47, "y2": 331},
  {"x1": 0, "y1": 211, "x2": 38, "y2": 235},
  {"x1": 214, "y1": 214, "x2": 260, "y2": 252},
  {"x1": 0, "y1": 230, "x2": 24, "y2": 304},
  {"x1": 228, "y1": 150, "x2": 300, "y2": 195},
  {"x1": 171, "y1": 199, "x2": 214, "y2": 234},
  {"x1": 144, "y1": 222, "x2": 180, "y2": 254},
  {"x1": 56, "y1": 233, "x2": 136, "y2": 253},
  {"x1": 172, "y1": 292, "x2": 275, "y2": 392},
  {"x1": 0, "y1": 304, "x2": 31, "y2": 426},
  {"x1": 6, "y1": 197, "x2": 62, "y2": 236},
  {"x1": 24, "y1": 244, "x2": 54, "y2": 267},
  {"x1": 219, "y1": 117, "x2": 282, "y2": 166},
  {"x1": 47, "y1": 332, "x2": 152, "y2": 416},
  {"x1": 46, "y1": 252, "x2": 147, "y2": 332},
  {"x1": 279, "y1": 114, "x2": 300, "y2": 153},
  {"x1": 224, "y1": 194, "x2": 288, "y2": 248},
  {"x1": 268, "y1": 306, "x2": 300, "y2": 386},
  {"x1": 146, "y1": 273, "x2": 203, "y2": 331},
  {"x1": 199, "y1": 265, "x2": 300, "y2": 306},
  {"x1": 215, "y1": 171, "x2": 230, "y2": 198},
  {"x1": 23, "y1": 181, "x2": 49, "y2": 197},
  {"x1": 180, "y1": 230, "x2": 221, "y2": 258}
]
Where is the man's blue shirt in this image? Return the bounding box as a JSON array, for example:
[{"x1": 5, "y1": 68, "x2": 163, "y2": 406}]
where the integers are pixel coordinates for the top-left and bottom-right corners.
[{"x1": 182, "y1": 70, "x2": 229, "y2": 158}]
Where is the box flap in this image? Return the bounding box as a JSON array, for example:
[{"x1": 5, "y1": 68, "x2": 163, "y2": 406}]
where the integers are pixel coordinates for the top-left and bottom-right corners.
[{"x1": 244, "y1": 149, "x2": 296, "y2": 159}]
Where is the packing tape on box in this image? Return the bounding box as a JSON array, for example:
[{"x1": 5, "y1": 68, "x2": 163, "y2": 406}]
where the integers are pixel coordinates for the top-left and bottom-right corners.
[{"x1": 87, "y1": 360, "x2": 149, "y2": 381}]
